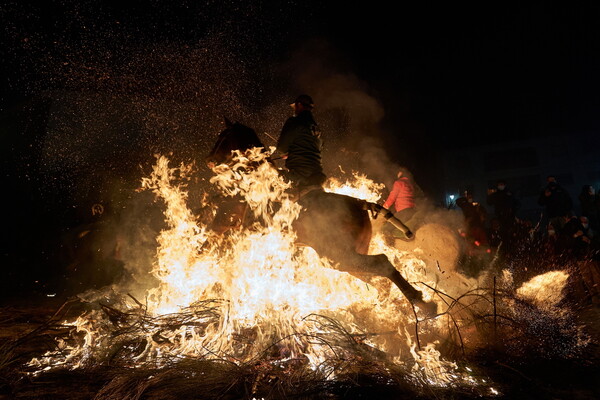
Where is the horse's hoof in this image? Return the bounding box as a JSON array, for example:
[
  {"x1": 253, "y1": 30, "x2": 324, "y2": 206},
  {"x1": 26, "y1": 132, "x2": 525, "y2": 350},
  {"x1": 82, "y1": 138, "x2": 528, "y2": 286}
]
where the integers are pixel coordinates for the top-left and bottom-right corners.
[
  {"x1": 403, "y1": 233, "x2": 416, "y2": 241},
  {"x1": 393, "y1": 233, "x2": 415, "y2": 242},
  {"x1": 414, "y1": 299, "x2": 438, "y2": 318}
]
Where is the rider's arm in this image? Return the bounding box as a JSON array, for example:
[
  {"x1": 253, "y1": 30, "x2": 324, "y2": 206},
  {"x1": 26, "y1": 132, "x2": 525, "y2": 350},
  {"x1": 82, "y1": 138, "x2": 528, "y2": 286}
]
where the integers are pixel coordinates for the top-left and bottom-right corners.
[
  {"x1": 276, "y1": 118, "x2": 298, "y2": 156},
  {"x1": 383, "y1": 180, "x2": 401, "y2": 210}
]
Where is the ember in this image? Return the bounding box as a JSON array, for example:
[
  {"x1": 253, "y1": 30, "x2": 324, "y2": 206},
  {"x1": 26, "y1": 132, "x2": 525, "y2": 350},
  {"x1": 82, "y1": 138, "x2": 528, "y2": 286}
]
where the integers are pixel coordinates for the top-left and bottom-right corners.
[
  {"x1": 14, "y1": 150, "x2": 593, "y2": 398},
  {"x1": 3, "y1": 3, "x2": 600, "y2": 399}
]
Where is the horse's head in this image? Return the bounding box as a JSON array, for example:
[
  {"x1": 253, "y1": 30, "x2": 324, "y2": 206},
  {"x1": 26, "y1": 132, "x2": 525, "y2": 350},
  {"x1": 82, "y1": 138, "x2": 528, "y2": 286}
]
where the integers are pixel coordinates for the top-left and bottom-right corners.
[{"x1": 206, "y1": 118, "x2": 265, "y2": 168}]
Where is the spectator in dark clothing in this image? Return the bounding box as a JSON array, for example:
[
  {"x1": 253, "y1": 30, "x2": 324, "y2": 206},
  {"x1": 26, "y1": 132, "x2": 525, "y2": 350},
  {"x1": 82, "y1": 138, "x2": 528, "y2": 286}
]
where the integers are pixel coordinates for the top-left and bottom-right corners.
[
  {"x1": 537, "y1": 176, "x2": 573, "y2": 231},
  {"x1": 486, "y1": 180, "x2": 518, "y2": 244},
  {"x1": 456, "y1": 191, "x2": 488, "y2": 245},
  {"x1": 542, "y1": 221, "x2": 559, "y2": 256},
  {"x1": 580, "y1": 216, "x2": 595, "y2": 239},
  {"x1": 487, "y1": 180, "x2": 518, "y2": 222},
  {"x1": 579, "y1": 185, "x2": 600, "y2": 230},
  {"x1": 555, "y1": 213, "x2": 592, "y2": 259},
  {"x1": 488, "y1": 218, "x2": 503, "y2": 249},
  {"x1": 275, "y1": 94, "x2": 326, "y2": 193},
  {"x1": 580, "y1": 215, "x2": 600, "y2": 252}
]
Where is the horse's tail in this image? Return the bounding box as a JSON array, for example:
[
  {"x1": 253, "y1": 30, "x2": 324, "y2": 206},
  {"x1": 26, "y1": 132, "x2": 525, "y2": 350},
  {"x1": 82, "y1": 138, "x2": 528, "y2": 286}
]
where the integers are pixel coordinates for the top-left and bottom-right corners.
[{"x1": 362, "y1": 201, "x2": 414, "y2": 239}]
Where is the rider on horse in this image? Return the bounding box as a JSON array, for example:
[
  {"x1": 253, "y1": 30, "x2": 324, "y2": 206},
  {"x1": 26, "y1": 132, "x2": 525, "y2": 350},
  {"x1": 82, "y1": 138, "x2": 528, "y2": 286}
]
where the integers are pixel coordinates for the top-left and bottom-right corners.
[
  {"x1": 274, "y1": 94, "x2": 327, "y2": 196},
  {"x1": 206, "y1": 112, "x2": 437, "y2": 317}
]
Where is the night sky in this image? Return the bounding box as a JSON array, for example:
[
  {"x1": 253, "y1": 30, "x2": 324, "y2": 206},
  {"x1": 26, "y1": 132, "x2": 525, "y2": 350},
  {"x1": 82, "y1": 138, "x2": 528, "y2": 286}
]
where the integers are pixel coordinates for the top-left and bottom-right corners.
[
  {"x1": 2, "y1": 1, "x2": 600, "y2": 293},
  {"x1": 332, "y1": 3, "x2": 600, "y2": 144},
  {"x1": 3, "y1": 2, "x2": 600, "y2": 181},
  {"x1": 3, "y1": 2, "x2": 600, "y2": 141}
]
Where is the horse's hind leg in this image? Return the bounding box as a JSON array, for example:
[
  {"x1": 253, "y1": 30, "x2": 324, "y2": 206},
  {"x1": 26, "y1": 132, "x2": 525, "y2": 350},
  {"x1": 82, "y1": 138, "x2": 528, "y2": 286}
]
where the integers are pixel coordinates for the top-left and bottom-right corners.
[
  {"x1": 336, "y1": 251, "x2": 437, "y2": 315},
  {"x1": 349, "y1": 253, "x2": 422, "y2": 302},
  {"x1": 364, "y1": 254, "x2": 423, "y2": 303}
]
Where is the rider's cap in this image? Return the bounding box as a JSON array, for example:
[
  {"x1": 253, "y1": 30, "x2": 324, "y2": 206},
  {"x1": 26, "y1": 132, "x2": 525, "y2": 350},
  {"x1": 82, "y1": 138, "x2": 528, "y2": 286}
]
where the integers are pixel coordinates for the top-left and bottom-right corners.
[{"x1": 292, "y1": 94, "x2": 314, "y2": 108}]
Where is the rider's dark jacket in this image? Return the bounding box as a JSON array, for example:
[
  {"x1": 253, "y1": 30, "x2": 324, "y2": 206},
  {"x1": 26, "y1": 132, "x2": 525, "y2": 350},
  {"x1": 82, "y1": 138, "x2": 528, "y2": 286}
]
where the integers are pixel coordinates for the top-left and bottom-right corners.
[{"x1": 276, "y1": 110, "x2": 325, "y2": 187}]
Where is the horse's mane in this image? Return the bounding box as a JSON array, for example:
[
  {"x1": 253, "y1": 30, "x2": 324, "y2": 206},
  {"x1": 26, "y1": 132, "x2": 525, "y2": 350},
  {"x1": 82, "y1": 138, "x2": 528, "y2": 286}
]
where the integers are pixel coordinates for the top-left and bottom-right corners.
[
  {"x1": 230, "y1": 122, "x2": 264, "y2": 149},
  {"x1": 207, "y1": 120, "x2": 265, "y2": 165}
]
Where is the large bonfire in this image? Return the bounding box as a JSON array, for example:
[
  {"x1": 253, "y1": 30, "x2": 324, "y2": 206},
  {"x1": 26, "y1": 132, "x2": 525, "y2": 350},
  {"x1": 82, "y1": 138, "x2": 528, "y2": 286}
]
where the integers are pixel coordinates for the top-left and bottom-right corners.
[{"x1": 24, "y1": 148, "x2": 589, "y2": 398}]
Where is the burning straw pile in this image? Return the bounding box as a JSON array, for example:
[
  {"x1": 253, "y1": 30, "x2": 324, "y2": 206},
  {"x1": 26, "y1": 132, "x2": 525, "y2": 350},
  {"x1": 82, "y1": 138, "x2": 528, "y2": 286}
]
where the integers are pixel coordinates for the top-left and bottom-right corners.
[{"x1": 2, "y1": 151, "x2": 594, "y2": 399}]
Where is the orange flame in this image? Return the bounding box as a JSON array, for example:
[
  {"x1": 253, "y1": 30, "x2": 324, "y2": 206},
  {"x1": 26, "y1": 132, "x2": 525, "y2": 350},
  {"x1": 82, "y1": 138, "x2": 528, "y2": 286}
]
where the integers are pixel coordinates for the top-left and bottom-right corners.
[{"x1": 27, "y1": 150, "x2": 507, "y2": 391}]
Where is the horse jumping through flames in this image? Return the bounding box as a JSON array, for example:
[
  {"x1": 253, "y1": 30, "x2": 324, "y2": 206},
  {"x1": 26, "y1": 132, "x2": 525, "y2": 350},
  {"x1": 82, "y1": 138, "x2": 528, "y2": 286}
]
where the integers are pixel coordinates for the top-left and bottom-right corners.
[{"x1": 206, "y1": 119, "x2": 437, "y2": 316}]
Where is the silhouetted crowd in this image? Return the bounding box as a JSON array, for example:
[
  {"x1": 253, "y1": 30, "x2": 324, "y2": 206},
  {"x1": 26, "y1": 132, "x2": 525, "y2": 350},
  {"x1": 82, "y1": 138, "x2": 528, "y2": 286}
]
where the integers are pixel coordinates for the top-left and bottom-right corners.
[{"x1": 455, "y1": 176, "x2": 600, "y2": 268}]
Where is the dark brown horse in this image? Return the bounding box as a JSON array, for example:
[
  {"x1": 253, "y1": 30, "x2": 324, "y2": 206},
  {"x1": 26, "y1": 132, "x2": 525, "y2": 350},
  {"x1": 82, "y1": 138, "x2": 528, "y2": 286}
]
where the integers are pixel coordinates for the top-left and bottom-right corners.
[{"x1": 206, "y1": 119, "x2": 436, "y2": 316}]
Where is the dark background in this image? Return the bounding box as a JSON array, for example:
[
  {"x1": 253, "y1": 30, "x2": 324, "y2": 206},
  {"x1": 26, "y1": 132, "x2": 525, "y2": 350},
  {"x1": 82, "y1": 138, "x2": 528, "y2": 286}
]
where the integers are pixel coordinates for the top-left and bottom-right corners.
[
  {"x1": 3, "y1": 2, "x2": 600, "y2": 143},
  {"x1": 2, "y1": 1, "x2": 600, "y2": 295}
]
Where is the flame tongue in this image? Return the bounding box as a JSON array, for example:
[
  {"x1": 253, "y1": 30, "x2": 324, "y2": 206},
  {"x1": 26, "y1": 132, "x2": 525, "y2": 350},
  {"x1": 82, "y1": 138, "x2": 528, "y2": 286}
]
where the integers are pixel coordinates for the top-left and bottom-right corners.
[
  {"x1": 143, "y1": 151, "x2": 376, "y2": 317},
  {"x1": 135, "y1": 151, "x2": 393, "y2": 365},
  {"x1": 26, "y1": 150, "x2": 505, "y2": 392}
]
